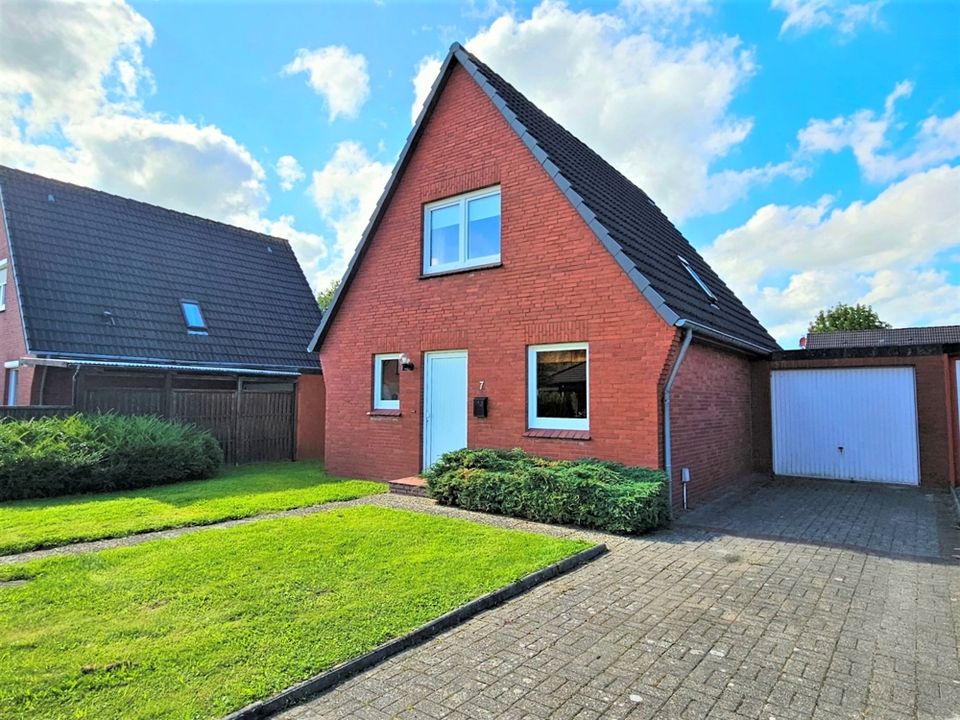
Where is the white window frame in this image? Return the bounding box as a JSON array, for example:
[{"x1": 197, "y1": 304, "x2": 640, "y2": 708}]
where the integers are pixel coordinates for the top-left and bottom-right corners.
[
  {"x1": 373, "y1": 353, "x2": 401, "y2": 410},
  {"x1": 423, "y1": 186, "x2": 501, "y2": 275},
  {"x1": 527, "y1": 342, "x2": 589, "y2": 431},
  {"x1": 0, "y1": 258, "x2": 7, "y2": 312}
]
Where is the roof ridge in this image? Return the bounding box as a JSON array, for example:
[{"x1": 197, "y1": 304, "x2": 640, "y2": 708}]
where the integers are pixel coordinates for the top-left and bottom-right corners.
[
  {"x1": 451, "y1": 44, "x2": 778, "y2": 352},
  {"x1": 309, "y1": 42, "x2": 779, "y2": 353},
  {"x1": 454, "y1": 45, "x2": 657, "y2": 207},
  {"x1": 0, "y1": 164, "x2": 294, "y2": 251}
]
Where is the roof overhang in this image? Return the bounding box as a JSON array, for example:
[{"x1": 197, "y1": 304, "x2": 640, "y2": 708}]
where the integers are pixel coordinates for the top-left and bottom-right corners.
[{"x1": 22, "y1": 355, "x2": 302, "y2": 377}]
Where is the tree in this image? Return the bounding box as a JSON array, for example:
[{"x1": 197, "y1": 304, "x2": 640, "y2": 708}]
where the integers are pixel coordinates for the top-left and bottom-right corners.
[
  {"x1": 316, "y1": 279, "x2": 340, "y2": 312},
  {"x1": 808, "y1": 303, "x2": 892, "y2": 333}
]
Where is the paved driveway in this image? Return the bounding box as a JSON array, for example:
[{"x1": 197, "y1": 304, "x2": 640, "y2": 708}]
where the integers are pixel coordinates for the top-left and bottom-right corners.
[{"x1": 277, "y1": 479, "x2": 960, "y2": 720}]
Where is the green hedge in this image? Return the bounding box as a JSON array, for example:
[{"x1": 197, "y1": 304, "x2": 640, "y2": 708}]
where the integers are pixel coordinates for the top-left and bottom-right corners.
[
  {"x1": 0, "y1": 414, "x2": 223, "y2": 501},
  {"x1": 424, "y1": 448, "x2": 668, "y2": 534}
]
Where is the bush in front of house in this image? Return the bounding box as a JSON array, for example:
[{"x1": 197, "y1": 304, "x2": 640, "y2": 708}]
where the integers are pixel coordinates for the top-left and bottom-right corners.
[
  {"x1": 424, "y1": 448, "x2": 668, "y2": 534},
  {"x1": 0, "y1": 414, "x2": 223, "y2": 501}
]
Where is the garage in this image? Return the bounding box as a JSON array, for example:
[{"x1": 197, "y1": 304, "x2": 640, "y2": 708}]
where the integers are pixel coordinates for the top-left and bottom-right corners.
[{"x1": 771, "y1": 367, "x2": 920, "y2": 485}]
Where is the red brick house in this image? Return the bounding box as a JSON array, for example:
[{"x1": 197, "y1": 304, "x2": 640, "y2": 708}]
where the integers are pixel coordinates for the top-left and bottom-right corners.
[
  {"x1": 309, "y1": 44, "x2": 780, "y2": 510},
  {"x1": 0, "y1": 166, "x2": 325, "y2": 463}
]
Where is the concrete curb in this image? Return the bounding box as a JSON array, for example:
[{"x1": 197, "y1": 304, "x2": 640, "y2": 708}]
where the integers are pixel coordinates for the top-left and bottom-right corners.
[
  {"x1": 222, "y1": 543, "x2": 608, "y2": 720},
  {"x1": 951, "y1": 486, "x2": 960, "y2": 523}
]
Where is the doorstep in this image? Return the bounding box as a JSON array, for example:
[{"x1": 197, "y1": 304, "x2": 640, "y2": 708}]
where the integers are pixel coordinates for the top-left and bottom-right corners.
[{"x1": 388, "y1": 476, "x2": 429, "y2": 498}]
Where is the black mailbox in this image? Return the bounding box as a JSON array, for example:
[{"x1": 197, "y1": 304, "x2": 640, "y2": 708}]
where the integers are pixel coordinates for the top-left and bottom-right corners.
[{"x1": 473, "y1": 396, "x2": 489, "y2": 418}]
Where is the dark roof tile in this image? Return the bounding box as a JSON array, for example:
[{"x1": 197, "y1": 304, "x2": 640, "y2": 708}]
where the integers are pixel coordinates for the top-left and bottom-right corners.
[
  {"x1": 0, "y1": 165, "x2": 322, "y2": 371},
  {"x1": 310, "y1": 43, "x2": 779, "y2": 353}
]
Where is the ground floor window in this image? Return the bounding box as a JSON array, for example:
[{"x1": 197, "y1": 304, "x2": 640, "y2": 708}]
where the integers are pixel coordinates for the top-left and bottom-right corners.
[
  {"x1": 373, "y1": 354, "x2": 401, "y2": 410},
  {"x1": 4, "y1": 366, "x2": 18, "y2": 406},
  {"x1": 527, "y1": 343, "x2": 588, "y2": 430}
]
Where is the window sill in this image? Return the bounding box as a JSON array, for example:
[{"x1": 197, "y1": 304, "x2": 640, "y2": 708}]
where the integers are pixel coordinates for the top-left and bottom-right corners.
[
  {"x1": 419, "y1": 262, "x2": 502, "y2": 280},
  {"x1": 367, "y1": 409, "x2": 401, "y2": 417},
  {"x1": 523, "y1": 429, "x2": 591, "y2": 441}
]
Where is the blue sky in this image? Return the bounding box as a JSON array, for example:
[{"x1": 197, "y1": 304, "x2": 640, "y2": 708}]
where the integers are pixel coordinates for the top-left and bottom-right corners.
[{"x1": 1, "y1": 0, "x2": 957, "y2": 346}]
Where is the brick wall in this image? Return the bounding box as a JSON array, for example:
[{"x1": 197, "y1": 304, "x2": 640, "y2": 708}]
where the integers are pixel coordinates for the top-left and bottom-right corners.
[
  {"x1": 319, "y1": 64, "x2": 678, "y2": 481},
  {"x1": 0, "y1": 210, "x2": 33, "y2": 405},
  {"x1": 296, "y1": 373, "x2": 325, "y2": 461},
  {"x1": 670, "y1": 341, "x2": 755, "y2": 509},
  {"x1": 752, "y1": 354, "x2": 954, "y2": 488}
]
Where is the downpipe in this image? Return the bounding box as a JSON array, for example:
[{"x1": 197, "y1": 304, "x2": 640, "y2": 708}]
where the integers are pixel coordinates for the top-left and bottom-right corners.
[{"x1": 663, "y1": 328, "x2": 693, "y2": 519}]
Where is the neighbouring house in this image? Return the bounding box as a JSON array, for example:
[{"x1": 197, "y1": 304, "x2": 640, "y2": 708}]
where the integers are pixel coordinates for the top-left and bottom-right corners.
[
  {"x1": 309, "y1": 43, "x2": 782, "y2": 510},
  {"x1": 0, "y1": 165, "x2": 325, "y2": 464},
  {"x1": 752, "y1": 326, "x2": 960, "y2": 490}
]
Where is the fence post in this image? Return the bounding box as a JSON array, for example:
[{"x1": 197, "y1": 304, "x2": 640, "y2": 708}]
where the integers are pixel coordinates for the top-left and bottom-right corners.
[
  {"x1": 232, "y1": 376, "x2": 242, "y2": 466},
  {"x1": 290, "y1": 377, "x2": 299, "y2": 462},
  {"x1": 162, "y1": 372, "x2": 173, "y2": 419}
]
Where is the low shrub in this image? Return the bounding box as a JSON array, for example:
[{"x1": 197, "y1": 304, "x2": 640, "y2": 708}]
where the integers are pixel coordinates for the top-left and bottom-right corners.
[
  {"x1": 0, "y1": 414, "x2": 223, "y2": 501},
  {"x1": 424, "y1": 448, "x2": 668, "y2": 534}
]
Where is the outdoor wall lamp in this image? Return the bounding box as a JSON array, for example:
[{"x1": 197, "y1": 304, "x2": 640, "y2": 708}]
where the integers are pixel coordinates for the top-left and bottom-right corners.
[{"x1": 399, "y1": 353, "x2": 415, "y2": 371}]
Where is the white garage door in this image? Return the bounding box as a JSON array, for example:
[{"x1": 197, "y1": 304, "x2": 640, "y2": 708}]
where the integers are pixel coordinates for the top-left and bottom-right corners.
[{"x1": 771, "y1": 367, "x2": 920, "y2": 485}]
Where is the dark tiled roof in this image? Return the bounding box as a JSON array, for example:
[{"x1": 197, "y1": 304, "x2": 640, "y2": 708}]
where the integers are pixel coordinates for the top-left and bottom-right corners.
[
  {"x1": 309, "y1": 43, "x2": 779, "y2": 354},
  {"x1": 0, "y1": 166, "x2": 322, "y2": 371},
  {"x1": 805, "y1": 326, "x2": 960, "y2": 349},
  {"x1": 459, "y1": 47, "x2": 778, "y2": 352}
]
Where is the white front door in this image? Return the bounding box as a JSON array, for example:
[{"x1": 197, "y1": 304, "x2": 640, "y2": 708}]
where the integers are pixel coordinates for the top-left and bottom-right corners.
[
  {"x1": 771, "y1": 367, "x2": 920, "y2": 485},
  {"x1": 423, "y1": 350, "x2": 468, "y2": 470}
]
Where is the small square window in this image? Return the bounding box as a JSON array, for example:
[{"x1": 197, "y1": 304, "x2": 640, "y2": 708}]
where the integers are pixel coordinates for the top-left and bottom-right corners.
[
  {"x1": 528, "y1": 343, "x2": 588, "y2": 431},
  {"x1": 373, "y1": 353, "x2": 401, "y2": 410},
  {"x1": 424, "y1": 187, "x2": 500, "y2": 274},
  {"x1": 180, "y1": 300, "x2": 207, "y2": 333}
]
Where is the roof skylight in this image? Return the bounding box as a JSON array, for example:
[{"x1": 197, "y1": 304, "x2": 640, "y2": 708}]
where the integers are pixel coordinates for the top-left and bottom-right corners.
[
  {"x1": 180, "y1": 300, "x2": 207, "y2": 334},
  {"x1": 678, "y1": 256, "x2": 718, "y2": 307}
]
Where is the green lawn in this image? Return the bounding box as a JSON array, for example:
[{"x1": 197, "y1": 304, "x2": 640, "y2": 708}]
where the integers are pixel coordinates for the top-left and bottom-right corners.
[
  {"x1": 0, "y1": 462, "x2": 385, "y2": 555},
  {"x1": 0, "y1": 505, "x2": 590, "y2": 719}
]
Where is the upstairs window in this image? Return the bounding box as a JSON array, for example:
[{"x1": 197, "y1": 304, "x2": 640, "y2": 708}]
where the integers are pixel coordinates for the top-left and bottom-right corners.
[
  {"x1": 180, "y1": 300, "x2": 207, "y2": 334},
  {"x1": 423, "y1": 187, "x2": 500, "y2": 274},
  {"x1": 678, "y1": 255, "x2": 718, "y2": 306},
  {"x1": 528, "y1": 343, "x2": 589, "y2": 431},
  {"x1": 0, "y1": 259, "x2": 7, "y2": 311},
  {"x1": 373, "y1": 353, "x2": 401, "y2": 410}
]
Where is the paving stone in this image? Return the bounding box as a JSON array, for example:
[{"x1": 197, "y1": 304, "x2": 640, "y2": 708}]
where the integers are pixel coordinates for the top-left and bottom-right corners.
[{"x1": 273, "y1": 480, "x2": 960, "y2": 720}]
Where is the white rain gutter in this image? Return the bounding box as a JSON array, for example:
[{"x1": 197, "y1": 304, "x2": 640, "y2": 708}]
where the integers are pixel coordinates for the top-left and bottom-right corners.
[
  {"x1": 663, "y1": 328, "x2": 694, "y2": 518},
  {"x1": 19, "y1": 357, "x2": 299, "y2": 377}
]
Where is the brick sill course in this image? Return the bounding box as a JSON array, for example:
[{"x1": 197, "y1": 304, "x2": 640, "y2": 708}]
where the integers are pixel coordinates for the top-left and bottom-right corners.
[
  {"x1": 523, "y1": 429, "x2": 591, "y2": 441},
  {"x1": 367, "y1": 409, "x2": 401, "y2": 417}
]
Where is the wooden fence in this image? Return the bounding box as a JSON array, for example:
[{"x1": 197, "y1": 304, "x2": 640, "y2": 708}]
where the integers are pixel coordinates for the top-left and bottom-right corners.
[
  {"x1": 2, "y1": 370, "x2": 297, "y2": 465},
  {"x1": 0, "y1": 405, "x2": 72, "y2": 422}
]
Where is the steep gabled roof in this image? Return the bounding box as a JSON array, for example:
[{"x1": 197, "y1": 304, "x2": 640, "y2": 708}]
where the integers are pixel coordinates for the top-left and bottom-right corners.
[
  {"x1": 0, "y1": 165, "x2": 322, "y2": 372},
  {"x1": 310, "y1": 43, "x2": 779, "y2": 354},
  {"x1": 806, "y1": 325, "x2": 960, "y2": 349}
]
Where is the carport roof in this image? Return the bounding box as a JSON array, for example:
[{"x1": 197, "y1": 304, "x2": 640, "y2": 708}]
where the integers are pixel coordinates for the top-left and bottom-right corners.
[{"x1": 806, "y1": 326, "x2": 960, "y2": 349}]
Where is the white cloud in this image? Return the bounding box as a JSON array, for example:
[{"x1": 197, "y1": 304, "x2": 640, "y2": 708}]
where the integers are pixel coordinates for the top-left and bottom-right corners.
[
  {"x1": 771, "y1": 0, "x2": 885, "y2": 38},
  {"x1": 411, "y1": 56, "x2": 442, "y2": 125},
  {"x1": 411, "y1": 0, "x2": 799, "y2": 222},
  {"x1": 282, "y1": 46, "x2": 370, "y2": 121},
  {"x1": 0, "y1": 0, "x2": 328, "y2": 289},
  {"x1": 275, "y1": 155, "x2": 305, "y2": 191},
  {"x1": 798, "y1": 81, "x2": 960, "y2": 182},
  {"x1": 308, "y1": 141, "x2": 392, "y2": 288},
  {"x1": 619, "y1": 0, "x2": 711, "y2": 27},
  {"x1": 703, "y1": 165, "x2": 960, "y2": 346},
  {"x1": 0, "y1": 0, "x2": 154, "y2": 130}
]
